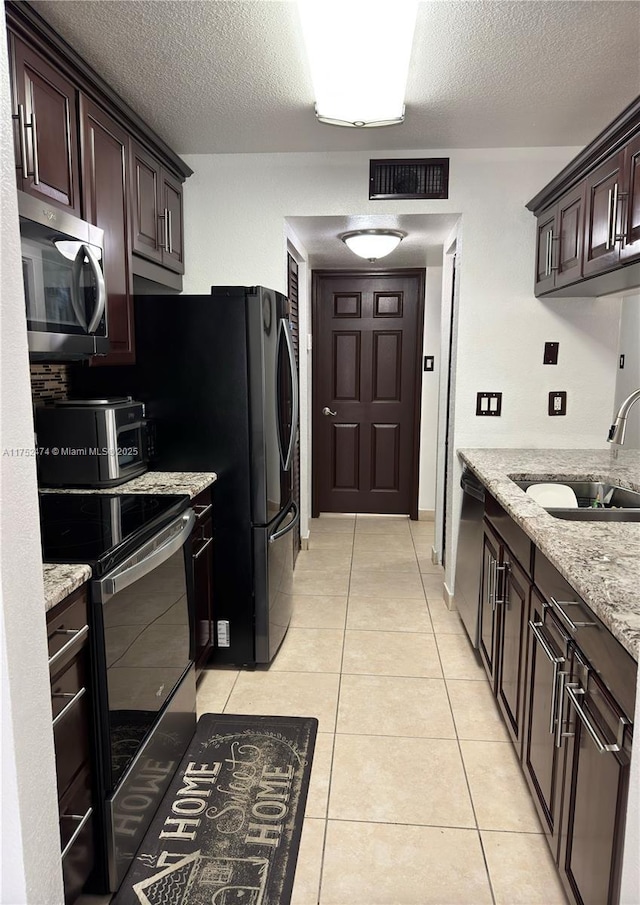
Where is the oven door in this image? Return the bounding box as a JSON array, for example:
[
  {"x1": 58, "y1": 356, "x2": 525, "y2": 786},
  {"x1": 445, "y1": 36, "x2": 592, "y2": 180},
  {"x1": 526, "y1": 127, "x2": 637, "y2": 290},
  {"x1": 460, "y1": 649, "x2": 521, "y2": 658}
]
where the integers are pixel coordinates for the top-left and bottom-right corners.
[{"x1": 92, "y1": 508, "x2": 197, "y2": 889}]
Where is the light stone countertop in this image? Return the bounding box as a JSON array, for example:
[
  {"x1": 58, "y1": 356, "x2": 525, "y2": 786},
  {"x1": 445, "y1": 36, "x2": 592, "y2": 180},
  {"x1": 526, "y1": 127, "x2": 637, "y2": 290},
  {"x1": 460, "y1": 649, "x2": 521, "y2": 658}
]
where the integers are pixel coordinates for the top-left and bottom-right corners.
[
  {"x1": 458, "y1": 448, "x2": 640, "y2": 660},
  {"x1": 43, "y1": 562, "x2": 92, "y2": 613},
  {"x1": 42, "y1": 471, "x2": 217, "y2": 613},
  {"x1": 42, "y1": 470, "x2": 218, "y2": 499}
]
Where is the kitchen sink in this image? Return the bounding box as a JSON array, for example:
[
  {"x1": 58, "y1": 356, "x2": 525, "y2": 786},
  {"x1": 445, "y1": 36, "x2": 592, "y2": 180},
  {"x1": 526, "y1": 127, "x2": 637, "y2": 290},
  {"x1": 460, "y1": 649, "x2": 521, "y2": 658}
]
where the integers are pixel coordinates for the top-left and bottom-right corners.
[{"x1": 511, "y1": 479, "x2": 640, "y2": 521}]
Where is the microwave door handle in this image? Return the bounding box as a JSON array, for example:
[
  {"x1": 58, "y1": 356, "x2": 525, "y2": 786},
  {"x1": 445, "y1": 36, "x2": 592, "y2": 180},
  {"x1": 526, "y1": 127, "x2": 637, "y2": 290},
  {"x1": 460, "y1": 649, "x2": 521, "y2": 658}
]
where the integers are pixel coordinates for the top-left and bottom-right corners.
[
  {"x1": 84, "y1": 244, "x2": 107, "y2": 334},
  {"x1": 94, "y1": 510, "x2": 195, "y2": 603},
  {"x1": 70, "y1": 246, "x2": 88, "y2": 331},
  {"x1": 280, "y1": 318, "x2": 299, "y2": 472}
]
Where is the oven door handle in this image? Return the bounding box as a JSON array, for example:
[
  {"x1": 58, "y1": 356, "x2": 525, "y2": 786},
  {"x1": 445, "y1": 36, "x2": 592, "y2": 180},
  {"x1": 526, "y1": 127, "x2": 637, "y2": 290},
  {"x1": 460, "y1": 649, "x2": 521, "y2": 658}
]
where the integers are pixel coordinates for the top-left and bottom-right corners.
[{"x1": 94, "y1": 510, "x2": 195, "y2": 603}]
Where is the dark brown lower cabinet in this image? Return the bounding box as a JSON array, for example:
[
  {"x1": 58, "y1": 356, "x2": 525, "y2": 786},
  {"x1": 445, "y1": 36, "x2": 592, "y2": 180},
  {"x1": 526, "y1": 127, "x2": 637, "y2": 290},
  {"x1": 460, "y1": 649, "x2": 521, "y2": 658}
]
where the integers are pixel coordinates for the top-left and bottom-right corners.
[
  {"x1": 191, "y1": 488, "x2": 214, "y2": 671},
  {"x1": 558, "y1": 653, "x2": 632, "y2": 905},
  {"x1": 478, "y1": 525, "x2": 501, "y2": 687},
  {"x1": 46, "y1": 583, "x2": 95, "y2": 905}
]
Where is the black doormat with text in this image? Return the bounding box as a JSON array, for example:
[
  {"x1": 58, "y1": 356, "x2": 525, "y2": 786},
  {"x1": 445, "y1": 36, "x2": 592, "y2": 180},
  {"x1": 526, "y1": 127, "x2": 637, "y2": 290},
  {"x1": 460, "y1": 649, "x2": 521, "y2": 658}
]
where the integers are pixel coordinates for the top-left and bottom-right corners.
[{"x1": 112, "y1": 713, "x2": 318, "y2": 905}]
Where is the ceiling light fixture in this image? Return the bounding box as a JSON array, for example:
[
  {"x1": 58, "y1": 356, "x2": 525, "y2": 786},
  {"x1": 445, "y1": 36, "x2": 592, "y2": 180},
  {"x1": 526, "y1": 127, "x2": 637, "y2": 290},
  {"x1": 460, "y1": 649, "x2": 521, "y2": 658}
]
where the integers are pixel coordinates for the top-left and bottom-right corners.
[
  {"x1": 340, "y1": 229, "x2": 406, "y2": 262},
  {"x1": 297, "y1": 0, "x2": 418, "y2": 128}
]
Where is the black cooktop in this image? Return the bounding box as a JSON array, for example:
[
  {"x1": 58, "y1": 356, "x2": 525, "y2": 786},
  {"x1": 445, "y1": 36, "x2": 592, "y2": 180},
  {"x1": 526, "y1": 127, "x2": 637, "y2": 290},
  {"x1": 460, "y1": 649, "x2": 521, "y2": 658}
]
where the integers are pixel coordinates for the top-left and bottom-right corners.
[{"x1": 39, "y1": 492, "x2": 190, "y2": 576}]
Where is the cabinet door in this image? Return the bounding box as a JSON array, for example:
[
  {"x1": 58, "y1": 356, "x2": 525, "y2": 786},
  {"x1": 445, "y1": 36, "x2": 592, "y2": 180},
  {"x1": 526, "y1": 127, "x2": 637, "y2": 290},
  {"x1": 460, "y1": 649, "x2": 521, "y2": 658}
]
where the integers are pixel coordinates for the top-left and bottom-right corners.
[
  {"x1": 555, "y1": 182, "x2": 585, "y2": 288},
  {"x1": 620, "y1": 133, "x2": 640, "y2": 263},
  {"x1": 478, "y1": 526, "x2": 501, "y2": 686},
  {"x1": 583, "y1": 152, "x2": 624, "y2": 277},
  {"x1": 495, "y1": 553, "x2": 530, "y2": 750},
  {"x1": 558, "y1": 661, "x2": 631, "y2": 905},
  {"x1": 11, "y1": 36, "x2": 80, "y2": 214},
  {"x1": 534, "y1": 206, "x2": 557, "y2": 296},
  {"x1": 80, "y1": 96, "x2": 134, "y2": 365},
  {"x1": 521, "y1": 590, "x2": 567, "y2": 855},
  {"x1": 161, "y1": 169, "x2": 185, "y2": 273},
  {"x1": 130, "y1": 141, "x2": 163, "y2": 264}
]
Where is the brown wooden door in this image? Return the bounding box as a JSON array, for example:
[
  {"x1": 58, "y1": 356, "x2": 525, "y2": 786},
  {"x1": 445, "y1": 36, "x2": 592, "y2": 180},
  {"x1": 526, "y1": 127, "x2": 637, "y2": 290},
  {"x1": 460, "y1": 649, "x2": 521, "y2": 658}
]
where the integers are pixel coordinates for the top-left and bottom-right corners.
[
  {"x1": 130, "y1": 140, "x2": 163, "y2": 264},
  {"x1": 80, "y1": 96, "x2": 134, "y2": 365},
  {"x1": 555, "y1": 182, "x2": 585, "y2": 288},
  {"x1": 479, "y1": 526, "x2": 501, "y2": 687},
  {"x1": 583, "y1": 151, "x2": 624, "y2": 277},
  {"x1": 313, "y1": 270, "x2": 424, "y2": 516},
  {"x1": 620, "y1": 133, "x2": 640, "y2": 263},
  {"x1": 161, "y1": 169, "x2": 185, "y2": 273},
  {"x1": 558, "y1": 659, "x2": 631, "y2": 905},
  {"x1": 11, "y1": 36, "x2": 80, "y2": 215},
  {"x1": 496, "y1": 552, "x2": 530, "y2": 750},
  {"x1": 521, "y1": 591, "x2": 568, "y2": 857}
]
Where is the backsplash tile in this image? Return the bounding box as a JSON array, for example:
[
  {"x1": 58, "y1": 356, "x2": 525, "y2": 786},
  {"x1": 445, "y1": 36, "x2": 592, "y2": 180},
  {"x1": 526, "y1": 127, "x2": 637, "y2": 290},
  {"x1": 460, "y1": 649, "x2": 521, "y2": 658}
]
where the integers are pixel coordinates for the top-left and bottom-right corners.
[{"x1": 30, "y1": 363, "x2": 70, "y2": 404}]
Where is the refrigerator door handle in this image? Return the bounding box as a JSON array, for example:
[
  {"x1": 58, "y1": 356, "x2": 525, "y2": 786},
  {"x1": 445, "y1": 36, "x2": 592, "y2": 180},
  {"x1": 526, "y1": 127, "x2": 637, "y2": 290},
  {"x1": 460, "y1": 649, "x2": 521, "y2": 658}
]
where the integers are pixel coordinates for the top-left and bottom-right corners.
[
  {"x1": 269, "y1": 500, "x2": 299, "y2": 544},
  {"x1": 279, "y1": 318, "x2": 299, "y2": 473}
]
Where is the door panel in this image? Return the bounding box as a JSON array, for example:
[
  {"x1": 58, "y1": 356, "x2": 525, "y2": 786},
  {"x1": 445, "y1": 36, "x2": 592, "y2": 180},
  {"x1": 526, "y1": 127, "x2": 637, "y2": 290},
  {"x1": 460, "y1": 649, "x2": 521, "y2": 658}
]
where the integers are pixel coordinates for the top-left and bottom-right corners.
[
  {"x1": 535, "y1": 208, "x2": 556, "y2": 295},
  {"x1": 583, "y1": 153, "x2": 624, "y2": 277},
  {"x1": 496, "y1": 554, "x2": 530, "y2": 748},
  {"x1": 161, "y1": 170, "x2": 184, "y2": 273},
  {"x1": 130, "y1": 142, "x2": 162, "y2": 264},
  {"x1": 556, "y1": 183, "x2": 585, "y2": 288},
  {"x1": 479, "y1": 527, "x2": 500, "y2": 686},
  {"x1": 620, "y1": 134, "x2": 640, "y2": 262},
  {"x1": 313, "y1": 271, "x2": 424, "y2": 515}
]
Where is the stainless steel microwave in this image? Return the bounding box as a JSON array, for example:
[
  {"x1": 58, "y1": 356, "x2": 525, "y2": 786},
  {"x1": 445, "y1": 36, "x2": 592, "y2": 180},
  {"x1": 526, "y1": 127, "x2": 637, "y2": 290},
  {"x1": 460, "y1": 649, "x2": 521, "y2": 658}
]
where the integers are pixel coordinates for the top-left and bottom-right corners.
[{"x1": 19, "y1": 191, "x2": 110, "y2": 359}]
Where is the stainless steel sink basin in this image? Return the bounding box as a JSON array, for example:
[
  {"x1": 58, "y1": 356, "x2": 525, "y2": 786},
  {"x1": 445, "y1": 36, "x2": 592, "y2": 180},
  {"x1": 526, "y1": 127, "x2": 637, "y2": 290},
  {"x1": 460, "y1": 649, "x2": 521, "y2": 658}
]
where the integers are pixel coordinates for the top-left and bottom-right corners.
[{"x1": 511, "y1": 479, "x2": 640, "y2": 522}]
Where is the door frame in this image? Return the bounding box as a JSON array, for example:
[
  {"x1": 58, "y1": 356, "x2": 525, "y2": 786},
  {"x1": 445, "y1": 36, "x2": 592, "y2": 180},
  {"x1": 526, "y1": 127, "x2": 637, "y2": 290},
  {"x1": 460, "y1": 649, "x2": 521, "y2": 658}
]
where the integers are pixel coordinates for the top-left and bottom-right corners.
[{"x1": 311, "y1": 268, "x2": 426, "y2": 520}]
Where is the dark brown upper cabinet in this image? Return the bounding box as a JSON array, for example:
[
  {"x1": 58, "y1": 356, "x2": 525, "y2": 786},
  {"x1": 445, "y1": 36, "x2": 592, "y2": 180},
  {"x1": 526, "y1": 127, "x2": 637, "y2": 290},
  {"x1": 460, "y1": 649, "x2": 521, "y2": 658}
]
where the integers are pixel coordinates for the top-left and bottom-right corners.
[
  {"x1": 131, "y1": 141, "x2": 185, "y2": 275},
  {"x1": 620, "y1": 132, "x2": 640, "y2": 263},
  {"x1": 10, "y1": 35, "x2": 80, "y2": 215},
  {"x1": 80, "y1": 96, "x2": 134, "y2": 366},
  {"x1": 528, "y1": 95, "x2": 640, "y2": 298}
]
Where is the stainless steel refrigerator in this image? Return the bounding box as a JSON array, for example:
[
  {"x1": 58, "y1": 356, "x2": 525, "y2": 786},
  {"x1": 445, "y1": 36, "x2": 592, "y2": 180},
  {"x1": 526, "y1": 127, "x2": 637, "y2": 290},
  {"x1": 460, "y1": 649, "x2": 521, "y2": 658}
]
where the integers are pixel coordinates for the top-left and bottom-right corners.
[{"x1": 132, "y1": 286, "x2": 299, "y2": 666}]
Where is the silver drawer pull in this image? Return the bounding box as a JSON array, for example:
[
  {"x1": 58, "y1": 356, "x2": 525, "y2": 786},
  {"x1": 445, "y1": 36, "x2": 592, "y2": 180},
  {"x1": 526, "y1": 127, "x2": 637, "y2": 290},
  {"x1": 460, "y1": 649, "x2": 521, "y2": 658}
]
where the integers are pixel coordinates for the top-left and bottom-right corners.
[
  {"x1": 52, "y1": 686, "x2": 86, "y2": 728},
  {"x1": 48, "y1": 625, "x2": 89, "y2": 670},
  {"x1": 60, "y1": 807, "x2": 93, "y2": 860},
  {"x1": 193, "y1": 537, "x2": 213, "y2": 561},
  {"x1": 529, "y1": 620, "x2": 565, "y2": 735},
  {"x1": 549, "y1": 597, "x2": 596, "y2": 632},
  {"x1": 193, "y1": 503, "x2": 212, "y2": 520},
  {"x1": 565, "y1": 684, "x2": 622, "y2": 754}
]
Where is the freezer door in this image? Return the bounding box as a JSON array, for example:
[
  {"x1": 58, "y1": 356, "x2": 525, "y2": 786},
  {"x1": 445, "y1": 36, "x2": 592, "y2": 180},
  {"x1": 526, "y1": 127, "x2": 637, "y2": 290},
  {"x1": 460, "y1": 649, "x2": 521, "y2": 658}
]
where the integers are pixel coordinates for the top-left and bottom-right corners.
[
  {"x1": 247, "y1": 288, "x2": 297, "y2": 525},
  {"x1": 253, "y1": 500, "x2": 299, "y2": 663}
]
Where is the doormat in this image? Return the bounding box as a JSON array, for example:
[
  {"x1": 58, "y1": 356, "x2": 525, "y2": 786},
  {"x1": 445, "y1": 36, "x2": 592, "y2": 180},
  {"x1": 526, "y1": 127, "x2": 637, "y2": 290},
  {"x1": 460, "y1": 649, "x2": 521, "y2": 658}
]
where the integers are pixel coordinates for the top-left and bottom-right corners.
[{"x1": 112, "y1": 713, "x2": 318, "y2": 905}]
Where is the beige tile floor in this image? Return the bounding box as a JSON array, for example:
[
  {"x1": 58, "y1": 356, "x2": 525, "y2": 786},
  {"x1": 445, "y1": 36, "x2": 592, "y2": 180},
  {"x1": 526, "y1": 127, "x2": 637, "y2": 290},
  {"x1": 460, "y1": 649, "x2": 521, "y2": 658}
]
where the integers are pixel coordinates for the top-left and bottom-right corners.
[{"x1": 196, "y1": 514, "x2": 569, "y2": 905}]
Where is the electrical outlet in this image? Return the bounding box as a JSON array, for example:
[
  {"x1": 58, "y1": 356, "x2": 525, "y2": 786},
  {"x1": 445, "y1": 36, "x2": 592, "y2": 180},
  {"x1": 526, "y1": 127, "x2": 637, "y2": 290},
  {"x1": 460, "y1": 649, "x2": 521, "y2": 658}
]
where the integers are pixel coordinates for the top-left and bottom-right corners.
[
  {"x1": 543, "y1": 342, "x2": 559, "y2": 365},
  {"x1": 476, "y1": 392, "x2": 502, "y2": 416},
  {"x1": 548, "y1": 391, "x2": 567, "y2": 416},
  {"x1": 424, "y1": 355, "x2": 434, "y2": 371}
]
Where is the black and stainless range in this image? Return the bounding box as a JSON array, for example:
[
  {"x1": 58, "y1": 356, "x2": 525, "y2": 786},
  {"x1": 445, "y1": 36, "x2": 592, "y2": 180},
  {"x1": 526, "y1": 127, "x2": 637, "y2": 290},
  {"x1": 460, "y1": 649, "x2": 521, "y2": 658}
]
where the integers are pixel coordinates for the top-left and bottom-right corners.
[{"x1": 39, "y1": 492, "x2": 197, "y2": 892}]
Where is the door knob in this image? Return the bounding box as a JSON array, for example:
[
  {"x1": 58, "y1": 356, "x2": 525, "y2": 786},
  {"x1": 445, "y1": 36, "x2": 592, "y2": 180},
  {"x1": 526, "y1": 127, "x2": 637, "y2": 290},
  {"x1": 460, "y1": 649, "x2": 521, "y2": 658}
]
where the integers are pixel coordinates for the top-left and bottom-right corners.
[{"x1": 322, "y1": 406, "x2": 337, "y2": 416}]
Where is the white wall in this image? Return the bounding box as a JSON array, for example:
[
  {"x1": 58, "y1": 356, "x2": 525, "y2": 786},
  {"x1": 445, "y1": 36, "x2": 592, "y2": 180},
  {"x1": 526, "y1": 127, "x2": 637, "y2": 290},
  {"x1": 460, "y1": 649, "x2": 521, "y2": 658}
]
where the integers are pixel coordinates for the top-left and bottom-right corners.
[
  {"x1": 614, "y1": 294, "x2": 640, "y2": 448},
  {"x1": 0, "y1": 20, "x2": 64, "y2": 905},
  {"x1": 418, "y1": 265, "x2": 443, "y2": 514}
]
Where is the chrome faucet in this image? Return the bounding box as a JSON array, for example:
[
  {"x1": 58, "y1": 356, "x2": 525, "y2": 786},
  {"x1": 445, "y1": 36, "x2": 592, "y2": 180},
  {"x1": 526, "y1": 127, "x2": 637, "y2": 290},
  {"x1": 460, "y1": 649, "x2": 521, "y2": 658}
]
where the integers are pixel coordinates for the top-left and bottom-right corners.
[{"x1": 608, "y1": 387, "x2": 640, "y2": 445}]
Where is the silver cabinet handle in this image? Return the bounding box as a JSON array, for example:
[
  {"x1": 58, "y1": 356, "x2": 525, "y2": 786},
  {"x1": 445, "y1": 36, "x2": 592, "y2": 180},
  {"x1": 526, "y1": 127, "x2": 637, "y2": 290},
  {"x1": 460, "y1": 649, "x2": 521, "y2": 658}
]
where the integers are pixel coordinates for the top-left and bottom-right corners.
[
  {"x1": 52, "y1": 686, "x2": 86, "y2": 728},
  {"x1": 48, "y1": 625, "x2": 89, "y2": 671},
  {"x1": 494, "y1": 562, "x2": 508, "y2": 606},
  {"x1": 167, "y1": 209, "x2": 173, "y2": 254},
  {"x1": 606, "y1": 186, "x2": 615, "y2": 249},
  {"x1": 193, "y1": 503, "x2": 212, "y2": 521},
  {"x1": 549, "y1": 596, "x2": 596, "y2": 632},
  {"x1": 554, "y1": 670, "x2": 567, "y2": 748},
  {"x1": 164, "y1": 207, "x2": 170, "y2": 252},
  {"x1": 29, "y1": 110, "x2": 40, "y2": 185},
  {"x1": 322, "y1": 407, "x2": 337, "y2": 416},
  {"x1": 13, "y1": 103, "x2": 28, "y2": 175},
  {"x1": 13, "y1": 104, "x2": 39, "y2": 183},
  {"x1": 85, "y1": 244, "x2": 107, "y2": 334},
  {"x1": 488, "y1": 556, "x2": 496, "y2": 611},
  {"x1": 529, "y1": 620, "x2": 564, "y2": 734},
  {"x1": 192, "y1": 536, "x2": 213, "y2": 561},
  {"x1": 60, "y1": 807, "x2": 93, "y2": 861},
  {"x1": 565, "y1": 683, "x2": 621, "y2": 754}
]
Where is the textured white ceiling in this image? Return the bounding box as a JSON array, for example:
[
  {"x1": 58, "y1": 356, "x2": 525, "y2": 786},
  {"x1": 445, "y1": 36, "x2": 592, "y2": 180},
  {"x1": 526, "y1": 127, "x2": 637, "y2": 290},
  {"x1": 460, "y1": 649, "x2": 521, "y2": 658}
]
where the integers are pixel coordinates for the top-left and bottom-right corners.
[
  {"x1": 30, "y1": 1, "x2": 640, "y2": 155},
  {"x1": 287, "y1": 214, "x2": 459, "y2": 268}
]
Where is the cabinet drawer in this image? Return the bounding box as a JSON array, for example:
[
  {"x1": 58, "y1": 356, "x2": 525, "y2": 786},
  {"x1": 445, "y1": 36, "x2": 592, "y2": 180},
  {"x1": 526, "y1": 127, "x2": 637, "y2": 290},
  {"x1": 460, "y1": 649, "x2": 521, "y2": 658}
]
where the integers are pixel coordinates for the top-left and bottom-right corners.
[
  {"x1": 47, "y1": 587, "x2": 89, "y2": 675},
  {"x1": 59, "y1": 767, "x2": 94, "y2": 905},
  {"x1": 484, "y1": 493, "x2": 533, "y2": 576},
  {"x1": 534, "y1": 550, "x2": 636, "y2": 722},
  {"x1": 51, "y1": 652, "x2": 90, "y2": 798}
]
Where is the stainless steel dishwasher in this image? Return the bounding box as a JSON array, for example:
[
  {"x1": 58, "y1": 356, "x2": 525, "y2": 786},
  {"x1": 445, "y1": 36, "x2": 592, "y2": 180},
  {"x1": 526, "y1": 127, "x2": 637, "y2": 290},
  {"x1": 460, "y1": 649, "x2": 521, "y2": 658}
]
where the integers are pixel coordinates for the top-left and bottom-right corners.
[{"x1": 454, "y1": 469, "x2": 485, "y2": 647}]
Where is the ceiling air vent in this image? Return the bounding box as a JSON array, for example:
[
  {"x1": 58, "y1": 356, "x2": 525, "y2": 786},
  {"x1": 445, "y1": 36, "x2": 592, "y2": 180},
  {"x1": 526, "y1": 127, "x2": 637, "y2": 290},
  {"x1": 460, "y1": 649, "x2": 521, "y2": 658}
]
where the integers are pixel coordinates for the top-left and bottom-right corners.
[{"x1": 369, "y1": 158, "x2": 450, "y2": 200}]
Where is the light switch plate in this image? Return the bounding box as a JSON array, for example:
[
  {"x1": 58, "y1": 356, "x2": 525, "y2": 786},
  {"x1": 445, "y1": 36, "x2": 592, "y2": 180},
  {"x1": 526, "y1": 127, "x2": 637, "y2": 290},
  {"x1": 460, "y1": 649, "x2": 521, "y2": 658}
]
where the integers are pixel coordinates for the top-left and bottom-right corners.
[{"x1": 476, "y1": 392, "x2": 502, "y2": 416}]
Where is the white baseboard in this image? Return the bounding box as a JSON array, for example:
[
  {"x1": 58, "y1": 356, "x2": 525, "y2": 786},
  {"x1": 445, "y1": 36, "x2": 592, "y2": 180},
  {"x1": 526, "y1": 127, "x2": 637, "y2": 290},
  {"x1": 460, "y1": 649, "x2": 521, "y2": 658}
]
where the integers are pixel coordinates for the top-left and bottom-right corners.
[
  {"x1": 418, "y1": 509, "x2": 435, "y2": 521},
  {"x1": 443, "y1": 582, "x2": 455, "y2": 611},
  {"x1": 301, "y1": 534, "x2": 310, "y2": 550},
  {"x1": 431, "y1": 545, "x2": 440, "y2": 565}
]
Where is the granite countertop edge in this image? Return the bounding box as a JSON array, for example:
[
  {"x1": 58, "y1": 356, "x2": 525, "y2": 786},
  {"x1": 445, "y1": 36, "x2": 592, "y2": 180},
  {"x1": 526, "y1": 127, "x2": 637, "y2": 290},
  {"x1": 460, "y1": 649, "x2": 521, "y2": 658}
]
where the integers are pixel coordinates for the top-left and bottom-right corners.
[
  {"x1": 457, "y1": 448, "x2": 640, "y2": 661},
  {"x1": 43, "y1": 562, "x2": 92, "y2": 613}
]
